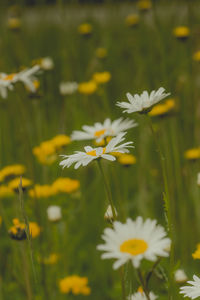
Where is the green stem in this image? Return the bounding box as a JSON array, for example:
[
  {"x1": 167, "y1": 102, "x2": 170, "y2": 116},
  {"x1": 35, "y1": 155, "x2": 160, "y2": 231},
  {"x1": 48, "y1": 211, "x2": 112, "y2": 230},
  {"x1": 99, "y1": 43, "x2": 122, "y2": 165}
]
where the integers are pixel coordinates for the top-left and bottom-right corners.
[
  {"x1": 97, "y1": 160, "x2": 117, "y2": 220},
  {"x1": 137, "y1": 269, "x2": 150, "y2": 300},
  {"x1": 120, "y1": 266, "x2": 126, "y2": 300},
  {"x1": 146, "y1": 115, "x2": 174, "y2": 297}
]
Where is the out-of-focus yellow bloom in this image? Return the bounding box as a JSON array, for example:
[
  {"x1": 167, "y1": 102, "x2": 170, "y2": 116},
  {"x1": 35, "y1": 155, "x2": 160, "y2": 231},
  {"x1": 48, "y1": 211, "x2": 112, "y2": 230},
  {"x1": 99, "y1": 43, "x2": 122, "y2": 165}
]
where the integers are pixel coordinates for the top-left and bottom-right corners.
[
  {"x1": 173, "y1": 26, "x2": 190, "y2": 40},
  {"x1": 52, "y1": 177, "x2": 80, "y2": 194},
  {"x1": 137, "y1": 0, "x2": 152, "y2": 11},
  {"x1": 33, "y1": 141, "x2": 57, "y2": 165},
  {"x1": 26, "y1": 80, "x2": 40, "y2": 93},
  {"x1": 8, "y1": 177, "x2": 32, "y2": 191},
  {"x1": 93, "y1": 72, "x2": 111, "y2": 84},
  {"x1": 51, "y1": 135, "x2": 71, "y2": 150},
  {"x1": 0, "y1": 164, "x2": 26, "y2": 182},
  {"x1": 95, "y1": 47, "x2": 107, "y2": 59},
  {"x1": 43, "y1": 253, "x2": 59, "y2": 265},
  {"x1": 78, "y1": 23, "x2": 92, "y2": 35},
  {"x1": 118, "y1": 154, "x2": 137, "y2": 166},
  {"x1": 149, "y1": 99, "x2": 175, "y2": 117},
  {"x1": 0, "y1": 185, "x2": 14, "y2": 198},
  {"x1": 193, "y1": 51, "x2": 200, "y2": 62},
  {"x1": 184, "y1": 148, "x2": 200, "y2": 160},
  {"x1": 192, "y1": 243, "x2": 200, "y2": 259},
  {"x1": 29, "y1": 184, "x2": 56, "y2": 198},
  {"x1": 78, "y1": 81, "x2": 97, "y2": 95},
  {"x1": 29, "y1": 222, "x2": 41, "y2": 238},
  {"x1": 9, "y1": 218, "x2": 26, "y2": 240},
  {"x1": 7, "y1": 17, "x2": 21, "y2": 30},
  {"x1": 59, "y1": 275, "x2": 91, "y2": 295},
  {"x1": 125, "y1": 14, "x2": 139, "y2": 27}
]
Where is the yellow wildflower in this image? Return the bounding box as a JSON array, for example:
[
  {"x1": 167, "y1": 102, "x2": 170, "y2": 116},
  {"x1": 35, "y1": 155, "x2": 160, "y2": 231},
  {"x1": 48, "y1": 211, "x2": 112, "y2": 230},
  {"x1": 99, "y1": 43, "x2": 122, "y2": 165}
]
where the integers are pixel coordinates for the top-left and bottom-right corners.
[
  {"x1": 8, "y1": 177, "x2": 32, "y2": 191},
  {"x1": 59, "y1": 275, "x2": 91, "y2": 295},
  {"x1": 0, "y1": 164, "x2": 26, "y2": 182},
  {"x1": 192, "y1": 243, "x2": 200, "y2": 259},
  {"x1": 51, "y1": 135, "x2": 71, "y2": 150},
  {"x1": 9, "y1": 218, "x2": 26, "y2": 241},
  {"x1": 93, "y1": 71, "x2": 111, "y2": 84},
  {"x1": 193, "y1": 51, "x2": 200, "y2": 62},
  {"x1": 0, "y1": 185, "x2": 14, "y2": 198},
  {"x1": 173, "y1": 26, "x2": 190, "y2": 40},
  {"x1": 29, "y1": 222, "x2": 41, "y2": 238},
  {"x1": 52, "y1": 177, "x2": 80, "y2": 194},
  {"x1": 95, "y1": 47, "x2": 107, "y2": 59},
  {"x1": 118, "y1": 154, "x2": 137, "y2": 166},
  {"x1": 78, "y1": 23, "x2": 92, "y2": 35},
  {"x1": 78, "y1": 81, "x2": 97, "y2": 95},
  {"x1": 148, "y1": 99, "x2": 175, "y2": 117},
  {"x1": 29, "y1": 184, "x2": 56, "y2": 198},
  {"x1": 43, "y1": 253, "x2": 59, "y2": 265},
  {"x1": 125, "y1": 14, "x2": 139, "y2": 27},
  {"x1": 7, "y1": 17, "x2": 21, "y2": 30},
  {"x1": 137, "y1": 0, "x2": 152, "y2": 11},
  {"x1": 184, "y1": 148, "x2": 200, "y2": 160},
  {"x1": 33, "y1": 141, "x2": 57, "y2": 165}
]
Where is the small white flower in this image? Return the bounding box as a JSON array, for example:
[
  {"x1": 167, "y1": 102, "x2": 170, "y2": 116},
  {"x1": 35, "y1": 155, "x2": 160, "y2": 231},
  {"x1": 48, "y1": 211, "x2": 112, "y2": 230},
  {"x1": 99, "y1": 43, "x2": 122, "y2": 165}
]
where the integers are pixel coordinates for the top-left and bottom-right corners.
[
  {"x1": 104, "y1": 205, "x2": 118, "y2": 221},
  {"x1": 180, "y1": 275, "x2": 200, "y2": 299},
  {"x1": 116, "y1": 87, "x2": 170, "y2": 113},
  {"x1": 17, "y1": 65, "x2": 41, "y2": 92},
  {"x1": 59, "y1": 81, "x2": 78, "y2": 95},
  {"x1": 71, "y1": 118, "x2": 137, "y2": 142},
  {"x1": 97, "y1": 216, "x2": 170, "y2": 269},
  {"x1": 40, "y1": 57, "x2": 54, "y2": 70},
  {"x1": 129, "y1": 291, "x2": 158, "y2": 300},
  {"x1": 197, "y1": 173, "x2": 200, "y2": 186},
  {"x1": 174, "y1": 269, "x2": 188, "y2": 283},
  {"x1": 47, "y1": 205, "x2": 62, "y2": 222},
  {"x1": 60, "y1": 132, "x2": 134, "y2": 169}
]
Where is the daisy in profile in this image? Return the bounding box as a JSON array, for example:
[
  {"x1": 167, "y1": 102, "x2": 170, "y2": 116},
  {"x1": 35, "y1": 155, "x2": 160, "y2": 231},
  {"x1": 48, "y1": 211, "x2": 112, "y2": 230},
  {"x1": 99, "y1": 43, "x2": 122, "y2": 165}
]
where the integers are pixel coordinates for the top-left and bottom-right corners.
[
  {"x1": 97, "y1": 216, "x2": 170, "y2": 269},
  {"x1": 60, "y1": 132, "x2": 134, "y2": 169},
  {"x1": 180, "y1": 275, "x2": 200, "y2": 299},
  {"x1": 116, "y1": 87, "x2": 170, "y2": 114},
  {"x1": 129, "y1": 289, "x2": 157, "y2": 300},
  {"x1": 71, "y1": 118, "x2": 137, "y2": 142}
]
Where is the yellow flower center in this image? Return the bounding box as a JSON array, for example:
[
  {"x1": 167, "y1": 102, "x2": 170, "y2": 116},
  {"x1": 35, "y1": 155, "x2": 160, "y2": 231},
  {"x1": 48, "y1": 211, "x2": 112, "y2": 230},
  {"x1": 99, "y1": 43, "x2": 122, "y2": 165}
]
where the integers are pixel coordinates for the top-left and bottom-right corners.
[
  {"x1": 94, "y1": 129, "x2": 106, "y2": 137},
  {"x1": 120, "y1": 239, "x2": 148, "y2": 255},
  {"x1": 3, "y1": 73, "x2": 16, "y2": 81},
  {"x1": 86, "y1": 148, "x2": 106, "y2": 156}
]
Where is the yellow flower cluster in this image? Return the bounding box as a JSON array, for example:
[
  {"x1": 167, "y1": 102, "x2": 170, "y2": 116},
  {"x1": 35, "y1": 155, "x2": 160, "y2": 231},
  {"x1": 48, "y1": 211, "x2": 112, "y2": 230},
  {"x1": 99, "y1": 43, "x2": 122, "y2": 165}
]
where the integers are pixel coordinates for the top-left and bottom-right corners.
[
  {"x1": 78, "y1": 23, "x2": 92, "y2": 35},
  {"x1": 125, "y1": 14, "x2": 140, "y2": 27},
  {"x1": 0, "y1": 164, "x2": 26, "y2": 182},
  {"x1": 184, "y1": 148, "x2": 200, "y2": 160},
  {"x1": 148, "y1": 99, "x2": 175, "y2": 117},
  {"x1": 59, "y1": 275, "x2": 91, "y2": 295},
  {"x1": 192, "y1": 243, "x2": 200, "y2": 259},
  {"x1": 173, "y1": 26, "x2": 190, "y2": 39},
  {"x1": 78, "y1": 71, "x2": 111, "y2": 95},
  {"x1": 9, "y1": 218, "x2": 40, "y2": 240},
  {"x1": 29, "y1": 177, "x2": 80, "y2": 198},
  {"x1": 33, "y1": 135, "x2": 71, "y2": 165}
]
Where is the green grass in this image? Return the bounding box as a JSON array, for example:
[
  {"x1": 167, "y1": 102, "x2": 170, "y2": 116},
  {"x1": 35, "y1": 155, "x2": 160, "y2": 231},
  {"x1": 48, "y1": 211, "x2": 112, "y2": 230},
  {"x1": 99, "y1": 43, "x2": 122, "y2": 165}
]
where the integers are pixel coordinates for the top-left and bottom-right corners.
[{"x1": 1, "y1": 1, "x2": 200, "y2": 299}]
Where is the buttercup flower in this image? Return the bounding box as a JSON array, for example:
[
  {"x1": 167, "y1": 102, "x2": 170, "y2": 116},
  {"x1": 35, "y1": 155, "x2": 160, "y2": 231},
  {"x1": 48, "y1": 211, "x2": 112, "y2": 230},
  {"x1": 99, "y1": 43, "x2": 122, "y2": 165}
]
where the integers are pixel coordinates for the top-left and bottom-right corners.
[
  {"x1": 47, "y1": 206, "x2": 62, "y2": 222},
  {"x1": 174, "y1": 269, "x2": 188, "y2": 283},
  {"x1": 137, "y1": 0, "x2": 152, "y2": 11},
  {"x1": 193, "y1": 51, "x2": 200, "y2": 62},
  {"x1": 97, "y1": 216, "x2": 170, "y2": 269},
  {"x1": 0, "y1": 164, "x2": 26, "y2": 182},
  {"x1": 8, "y1": 177, "x2": 32, "y2": 191},
  {"x1": 52, "y1": 177, "x2": 80, "y2": 193},
  {"x1": 59, "y1": 275, "x2": 91, "y2": 295},
  {"x1": 184, "y1": 148, "x2": 200, "y2": 160},
  {"x1": 29, "y1": 184, "x2": 56, "y2": 198},
  {"x1": 125, "y1": 14, "x2": 139, "y2": 27},
  {"x1": 7, "y1": 17, "x2": 21, "y2": 30},
  {"x1": 92, "y1": 71, "x2": 111, "y2": 84},
  {"x1": 29, "y1": 222, "x2": 41, "y2": 238},
  {"x1": 148, "y1": 99, "x2": 175, "y2": 117},
  {"x1": 59, "y1": 81, "x2": 78, "y2": 95},
  {"x1": 0, "y1": 185, "x2": 14, "y2": 198},
  {"x1": 60, "y1": 132, "x2": 134, "y2": 169},
  {"x1": 78, "y1": 81, "x2": 97, "y2": 95},
  {"x1": 180, "y1": 275, "x2": 200, "y2": 299},
  {"x1": 50, "y1": 135, "x2": 71, "y2": 150},
  {"x1": 71, "y1": 118, "x2": 137, "y2": 142},
  {"x1": 192, "y1": 243, "x2": 200, "y2": 259},
  {"x1": 118, "y1": 153, "x2": 136, "y2": 166},
  {"x1": 117, "y1": 87, "x2": 170, "y2": 114},
  {"x1": 78, "y1": 23, "x2": 92, "y2": 35},
  {"x1": 173, "y1": 26, "x2": 190, "y2": 40}
]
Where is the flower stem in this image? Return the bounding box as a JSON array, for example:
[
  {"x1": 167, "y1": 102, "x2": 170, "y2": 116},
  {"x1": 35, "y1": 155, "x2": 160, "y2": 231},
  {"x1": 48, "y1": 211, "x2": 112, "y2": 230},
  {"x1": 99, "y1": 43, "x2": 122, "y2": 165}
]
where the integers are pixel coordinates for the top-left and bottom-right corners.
[
  {"x1": 137, "y1": 269, "x2": 150, "y2": 300},
  {"x1": 97, "y1": 160, "x2": 117, "y2": 220}
]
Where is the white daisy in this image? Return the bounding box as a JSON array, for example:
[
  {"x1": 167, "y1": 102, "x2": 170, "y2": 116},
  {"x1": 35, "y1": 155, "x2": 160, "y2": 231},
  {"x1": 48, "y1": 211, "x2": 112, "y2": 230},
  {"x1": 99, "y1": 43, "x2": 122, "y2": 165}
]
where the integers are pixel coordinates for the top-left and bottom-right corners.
[
  {"x1": 60, "y1": 132, "x2": 134, "y2": 169},
  {"x1": 97, "y1": 216, "x2": 170, "y2": 269},
  {"x1": 174, "y1": 269, "x2": 187, "y2": 283},
  {"x1": 40, "y1": 57, "x2": 54, "y2": 70},
  {"x1": 47, "y1": 205, "x2": 62, "y2": 222},
  {"x1": 129, "y1": 291, "x2": 158, "y2": 300},
  {"x1": 180, "y1": 275, "x2": 200, "y2": 299},
  {"x1": 59, "y1": 81, "x2": 78, "y2": 95},
  {"x1": 116, "y1": 87, "x2": 170, "y2": 113},
  {"x1": 71, "y1": 118, "x2": 137, "y2": 142},
  {"x1": 0, "y1": 79, "x2": 14, "y2": 98},
  {"x1": 16, "y1": 65, "x2": 41, "y2": 92}
]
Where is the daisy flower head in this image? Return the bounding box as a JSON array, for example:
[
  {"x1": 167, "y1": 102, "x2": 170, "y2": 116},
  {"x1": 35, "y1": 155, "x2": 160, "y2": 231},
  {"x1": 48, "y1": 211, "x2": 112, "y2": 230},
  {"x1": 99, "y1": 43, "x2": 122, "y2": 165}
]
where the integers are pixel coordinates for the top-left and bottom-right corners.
[
  {"x1": 16, "y1": 65, "x2": 41, "y2": 93},
  {"x1": 129, "y1": 290, "x2": 157, "y2": 300},
  {"x1": 180, "y1": 275, "x2": 200, "y2": 299},
  {"x1": 116, "y1": 87, "x2": 170, "y2": 114},
  {"x1": 97, "y1": 216, "x2": 170, "y2": 269},
  {"x1": 0, "y1": 73, "x2": 16, "y2": 98},
  {"x1": 71, "y1": 118, "x2": 137, "y2": 143},
  {"x1": 60, "y1": 132, "x2": 134, "y2": 169}
]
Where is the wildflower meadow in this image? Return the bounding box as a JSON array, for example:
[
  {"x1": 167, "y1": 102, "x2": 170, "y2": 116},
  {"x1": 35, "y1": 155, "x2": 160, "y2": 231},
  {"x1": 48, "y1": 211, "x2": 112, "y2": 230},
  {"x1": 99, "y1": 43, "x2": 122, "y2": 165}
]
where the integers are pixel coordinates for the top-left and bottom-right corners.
[{"x1": 1, "y1": 0, "x2": 200, "y2": 299}]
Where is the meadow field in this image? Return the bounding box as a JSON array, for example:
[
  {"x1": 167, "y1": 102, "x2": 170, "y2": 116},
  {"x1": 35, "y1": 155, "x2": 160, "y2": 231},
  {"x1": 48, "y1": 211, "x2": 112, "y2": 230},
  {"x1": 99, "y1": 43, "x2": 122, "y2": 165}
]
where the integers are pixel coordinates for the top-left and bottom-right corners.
[{"x1": 1, "y1": 1, "x2": 200, "y2": 299}]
